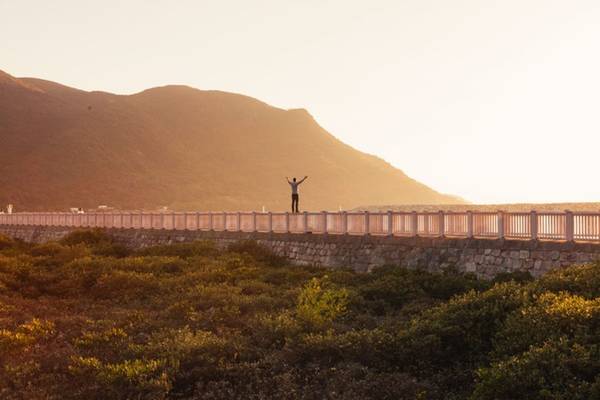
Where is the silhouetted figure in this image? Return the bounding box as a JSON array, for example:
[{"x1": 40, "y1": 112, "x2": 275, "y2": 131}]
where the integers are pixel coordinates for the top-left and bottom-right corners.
[{"x1": 286, "y1": 176, "x2": 308, "y2": 213}]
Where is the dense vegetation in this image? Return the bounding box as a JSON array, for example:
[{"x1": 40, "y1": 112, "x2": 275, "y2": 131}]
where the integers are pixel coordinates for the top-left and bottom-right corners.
[{"x1": 1, "y1": 230, "x2": 600, "y2": 399}]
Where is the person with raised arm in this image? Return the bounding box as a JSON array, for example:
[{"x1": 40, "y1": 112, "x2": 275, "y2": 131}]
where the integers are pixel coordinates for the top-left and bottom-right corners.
[{"x1": 286, "y1": 176, "x2": 308, "y2": 213}]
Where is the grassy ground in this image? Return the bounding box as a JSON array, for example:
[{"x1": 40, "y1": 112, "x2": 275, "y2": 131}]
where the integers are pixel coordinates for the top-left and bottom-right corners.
[{"x1": 1, "y1": 230, "x2": 600, "y2": 399}]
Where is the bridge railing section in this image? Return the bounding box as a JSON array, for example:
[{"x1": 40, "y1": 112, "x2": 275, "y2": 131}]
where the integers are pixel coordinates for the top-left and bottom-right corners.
[{"x1": 1, "y1": 210, "x2": 599, "y2": 242}]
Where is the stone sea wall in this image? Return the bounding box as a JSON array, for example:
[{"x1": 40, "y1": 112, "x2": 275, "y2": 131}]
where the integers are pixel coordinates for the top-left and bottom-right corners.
[{"x1": 1, "y1": 224, "x2": 599, "y2": 278}]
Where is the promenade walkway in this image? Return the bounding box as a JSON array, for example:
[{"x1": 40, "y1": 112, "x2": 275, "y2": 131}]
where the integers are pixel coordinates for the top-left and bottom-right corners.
[{"x1": 1, "y1": 210, "x2": 599, "y2": 242}]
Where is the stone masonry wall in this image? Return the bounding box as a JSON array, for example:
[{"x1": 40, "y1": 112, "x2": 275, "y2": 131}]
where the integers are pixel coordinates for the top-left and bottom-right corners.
[{"x1": 1, "y1": 224, "x2": 600, "y2": 279}]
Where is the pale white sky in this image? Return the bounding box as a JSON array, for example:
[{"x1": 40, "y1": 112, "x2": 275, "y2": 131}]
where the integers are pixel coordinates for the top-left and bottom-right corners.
[{"x1": 2, "y1": 0, "x2": 600, "y2": 203}]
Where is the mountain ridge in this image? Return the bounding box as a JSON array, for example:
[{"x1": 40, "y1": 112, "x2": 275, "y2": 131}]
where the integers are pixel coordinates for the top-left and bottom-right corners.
[{"x1": 0, "y1": 69, "x2": 463, "y2": 211}]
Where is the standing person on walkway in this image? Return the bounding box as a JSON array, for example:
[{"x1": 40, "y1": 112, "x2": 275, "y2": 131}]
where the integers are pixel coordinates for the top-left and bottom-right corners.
[{"x1": 286, "y1": 176, "x2": 308, "y2": 213}]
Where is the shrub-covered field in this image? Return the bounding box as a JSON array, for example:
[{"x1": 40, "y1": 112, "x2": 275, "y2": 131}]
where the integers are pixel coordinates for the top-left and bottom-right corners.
[{"x1": 1, "y1": 230, "x2": 600, "y2": 399}]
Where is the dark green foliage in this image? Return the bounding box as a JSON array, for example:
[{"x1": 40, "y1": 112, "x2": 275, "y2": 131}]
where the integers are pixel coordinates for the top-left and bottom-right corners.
[
  {"x1": 490, "y1": 269, "x2": 534, "y2": 284},
  {"x1": 0, "y1": 234, "x2": 15, "y2": 250},
  {"x1": 136, "y1": 240, "x2": 220, "y2": 259},
  {"x1": 60, "y1": 229, "x2": 130, "y2": 258},
  {"x1": 1, "y1": 232, "x2": 600, "y2": 399},
  {"x1": 60, "y1": 229, "x2": 113, "y2": 246},
  {"x1": 227, "y1": 239, "x2": 286, "y2": 267},
  {"x1": 536, "y1": 263, "x2": 600, "y2": 298}
]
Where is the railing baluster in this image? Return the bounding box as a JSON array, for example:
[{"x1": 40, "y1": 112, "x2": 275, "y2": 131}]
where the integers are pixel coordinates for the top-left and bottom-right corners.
[
  {"x1": 410, "y1": 211, "x2": 418, "y2": 236},
  {"x1": 565, "y1": 210, "x2": 574, "y2": 241},
  {"x1": 531, "y1": 211, "x2": 538, "y2": 240},
  {"x1": 268, "y1": 212, "x2": 273, "y2": 233},
  {"x1": 467, "y1": 211, "x2": 473, "y2": 238}
]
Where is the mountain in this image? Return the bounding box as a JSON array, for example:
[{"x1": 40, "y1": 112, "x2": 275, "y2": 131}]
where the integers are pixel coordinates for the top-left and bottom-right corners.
[{"x1": 0, "y1": 69, "x2": 463, "y2": 212}]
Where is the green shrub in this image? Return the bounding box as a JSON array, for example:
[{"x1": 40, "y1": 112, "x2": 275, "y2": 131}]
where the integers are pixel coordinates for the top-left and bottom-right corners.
[
  {"x1": 492, "y1": 292, "x2": 600, "y2": 359},
  {"x1": 136, "y1": 240, "x2": 220, "y2": 259},
  {"x1": 537, "y1": 262, "x2": 600, "y2": 298},
  {"x1": 68, "y1": 357, "x2": 171, "y2": 399},
  {"x1": 490, "y1": 270, "x2": 534, "y2": 284},
  {"x1": 473, "y1": 338, "x2": 600, "y2": 400},
  {"x1": 0, "y1": 235, "x2": 16, "y2": 250},
  {"x1": 2, "y1": 237, "x2": 600, "y2": 400},
  {"x1": 227, "y1": 240, "x2": 285, "y2": 267},
  {"x1": 58, "y1": 229, "x2": 130, "y2": 258},
  {"x1": 297, "y1": 277, "x2": 349, "y2": 328}
]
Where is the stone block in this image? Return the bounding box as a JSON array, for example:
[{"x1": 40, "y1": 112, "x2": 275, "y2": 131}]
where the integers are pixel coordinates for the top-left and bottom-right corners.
[{"x1": 465, "y1": 262, "x2": 476, "y2": 272}]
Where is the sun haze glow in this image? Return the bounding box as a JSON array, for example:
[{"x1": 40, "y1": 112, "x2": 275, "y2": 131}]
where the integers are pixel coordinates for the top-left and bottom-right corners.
[{"x1": 2, "y1": 0, "x2": 600, "y2": 204}]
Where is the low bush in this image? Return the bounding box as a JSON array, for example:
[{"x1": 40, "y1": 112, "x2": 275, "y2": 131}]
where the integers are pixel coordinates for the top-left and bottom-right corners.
[{"x1": 0, "y1": 232, "x2": 599, "y2": 399}]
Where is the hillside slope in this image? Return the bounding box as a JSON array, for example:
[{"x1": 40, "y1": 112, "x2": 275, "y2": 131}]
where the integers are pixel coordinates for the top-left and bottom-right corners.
[{"x1": 0, "y1": 70, "x2": 462, "y2": 211}]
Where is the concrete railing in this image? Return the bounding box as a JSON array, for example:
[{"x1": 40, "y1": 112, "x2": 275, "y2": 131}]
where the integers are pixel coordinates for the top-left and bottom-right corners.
[{"x1": 0, "y1": 210, "x2": 599, "y2": 242}]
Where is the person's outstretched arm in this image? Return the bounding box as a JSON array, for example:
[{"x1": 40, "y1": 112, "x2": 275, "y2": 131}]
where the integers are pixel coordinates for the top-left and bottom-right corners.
[
  {"x1": 286, "y1": 176, "x2": 291, "y2": 184},
  {"x1": 298, "y1": 176, "x2": 308, "y2": 184}
]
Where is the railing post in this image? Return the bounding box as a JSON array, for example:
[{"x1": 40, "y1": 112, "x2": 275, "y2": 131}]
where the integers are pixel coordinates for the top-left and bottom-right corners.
[
  {"x1": 439, "y1": 211, "x2": 445, "y2": 237},
  {"x1": 252, "y1": 211, "x2": 257, "y2": 232},
  {"x1": 342, "y1": 211, "x2": 348, "y2": 234},
  {"x1": 565, "y1": 210, "x2": 574, "y2": 241},
  {"x1": 323, "y1": 211, "x2": 328, "y2": 234},
  {"x1": 268, "y1": 212, "x2": 273, "y2": 233},
  {"x1": 411, "y1": 211, "x2": 418, "y2": 237},
  {"x1": 530, "y1": 211, "x2": 538, "y2": 240},
  {"x1": 364, "y1": 211, "x2": 370, "y2": 235},
  {"x1": 423, "y1": 213, "x2": 429, "y2": 235},
  {"x1": 150, "y1": 213, "x2": 154, "y2": 229},
  {"x1": 236, "y1": 212, "x2": 241, "y2": 232},
  {"x1": 184, "y1": 212, "x2": 189, "y2": 230},
  {"x1": 209, "y1": 211, "x2": 214, "y2": 231},
  {"x1": 387, "y1": 210, "x2": 393, "y2": 236},
  {"x1": 303, "y1": 211, "x2": 308, "y2": 233},
  {"x1": 286, "y1": 212, "x2": 290, "y2": 233},
  {"x1": 171, "y1": 212, "x2": 176, "y2": 230},
  {"x1": 223, "y1": 212, "x2": 228, "y2": 232},
  {"x1": 497, "y1": 211, "x2": 504, "y2": 239},
  {"x1": 196, "y1": 212, "x2": 201, "y2": 231},
  {"x1": 467, "y1": 211, "x2": 473, "y2": 238}
]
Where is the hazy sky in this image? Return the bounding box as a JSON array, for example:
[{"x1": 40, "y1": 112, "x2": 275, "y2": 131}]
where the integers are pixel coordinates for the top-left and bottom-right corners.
[{"x1": 2, "y1": 0, "x2": 600, "y2": 204}]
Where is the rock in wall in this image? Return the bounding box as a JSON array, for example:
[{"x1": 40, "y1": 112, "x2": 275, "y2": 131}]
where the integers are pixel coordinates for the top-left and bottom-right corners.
[{"x1": 1, "y1": 225, "x2": 599, "y2": 278}]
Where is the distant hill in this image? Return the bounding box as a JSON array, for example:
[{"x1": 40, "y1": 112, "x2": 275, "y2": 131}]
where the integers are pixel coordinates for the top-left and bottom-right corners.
[
  {"x1": 0, "y1": 69, "x2": 463, "y2": 211},
  {"x1": 355, "y1": 203, "x2": 600, "y2": 213}
]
